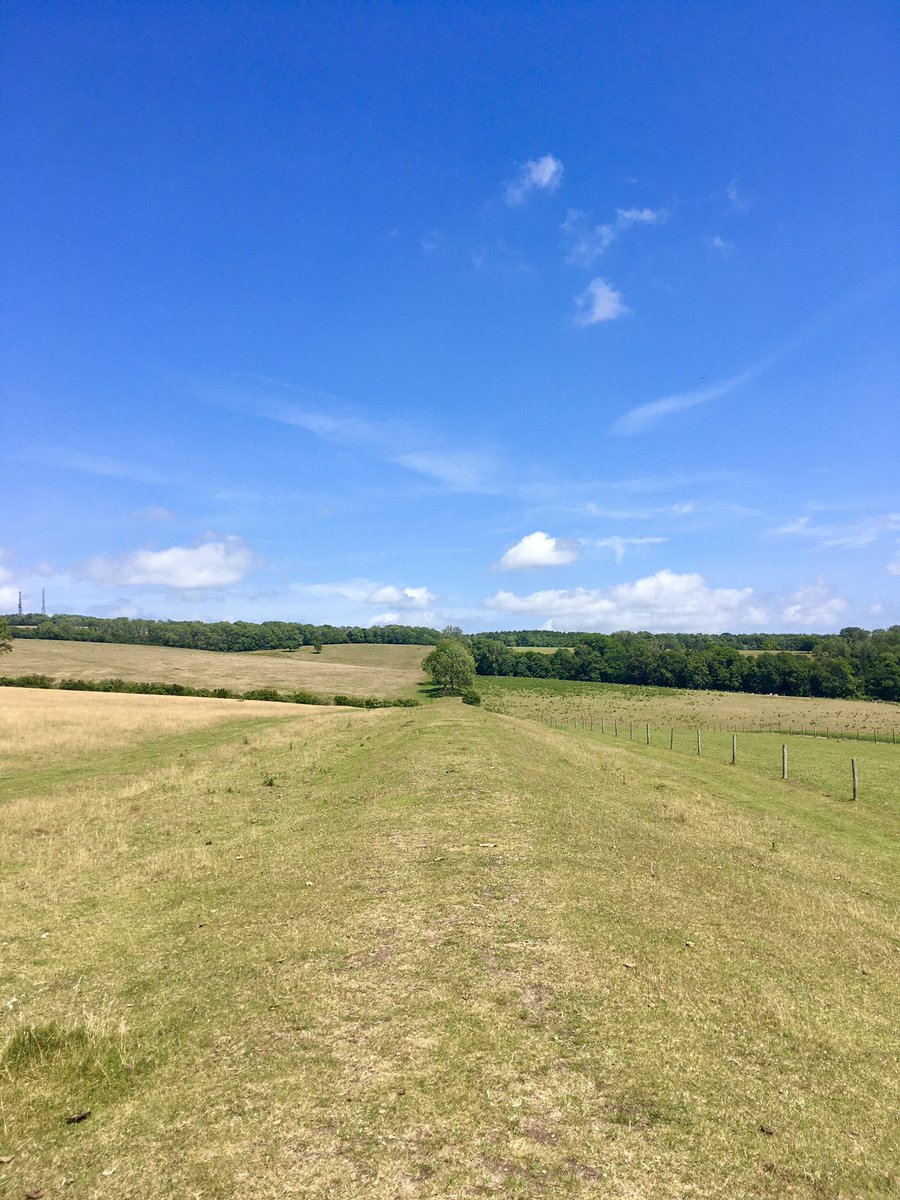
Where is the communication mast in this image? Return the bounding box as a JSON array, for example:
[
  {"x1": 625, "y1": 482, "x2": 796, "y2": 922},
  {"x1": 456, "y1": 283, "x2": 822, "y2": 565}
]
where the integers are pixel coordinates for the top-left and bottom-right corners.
[
  {"x1": 42, "y1": 589, "x2": 46, "y2": 616},
  {"x1": 18, "y1": 591, "x2": 23, "y2": 616}
]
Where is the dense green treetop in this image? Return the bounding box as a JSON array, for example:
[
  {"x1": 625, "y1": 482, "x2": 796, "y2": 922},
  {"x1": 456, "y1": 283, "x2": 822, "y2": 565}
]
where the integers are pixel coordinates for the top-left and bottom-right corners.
[{"x1": 423, "y1": 639, "x2": 477, "y2": 695}]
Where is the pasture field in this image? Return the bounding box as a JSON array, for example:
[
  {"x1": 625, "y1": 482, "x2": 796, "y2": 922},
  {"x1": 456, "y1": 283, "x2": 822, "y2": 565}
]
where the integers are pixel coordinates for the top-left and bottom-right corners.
[
  {"x1": 2, "y1": 689, "x2": 897, "y2": 1198},
  {"x1": 479, "y1": 675, "x2": 900, "y2": 737},
  {"x1": 0, "y1": 686, "x2": 330, "y2": 787},
  {"x1": 4, "y1": 639, "x2": 428, "y2": 699}
]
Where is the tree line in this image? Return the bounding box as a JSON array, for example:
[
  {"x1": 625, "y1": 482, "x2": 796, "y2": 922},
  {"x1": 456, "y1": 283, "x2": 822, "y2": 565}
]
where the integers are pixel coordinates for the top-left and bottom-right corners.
[
  {"x1": 470, "y1": 628, "x2": 900, "y2": 702},
  {"x1": 5, "y1": 613, "x2": 441, "y2": 650},
  {"x1": 4, "y1": 614, "x2": 899, "y2": 701}
]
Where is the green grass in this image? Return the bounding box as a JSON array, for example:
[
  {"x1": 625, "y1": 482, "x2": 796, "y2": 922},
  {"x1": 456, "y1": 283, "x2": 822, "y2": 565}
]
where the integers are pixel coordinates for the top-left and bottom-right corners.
[
  {"x1": 479, "y1": 674, "x2": 900, "y2": 736},
  {"x1": 1, "y1": 694, "x2": 897, "y2": 1197}
]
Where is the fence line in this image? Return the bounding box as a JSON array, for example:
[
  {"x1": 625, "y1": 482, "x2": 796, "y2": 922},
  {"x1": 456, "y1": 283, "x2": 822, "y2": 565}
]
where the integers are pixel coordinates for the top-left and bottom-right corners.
[{"x1": 522, "y1": 707, "x2": 900, "y2": 803}]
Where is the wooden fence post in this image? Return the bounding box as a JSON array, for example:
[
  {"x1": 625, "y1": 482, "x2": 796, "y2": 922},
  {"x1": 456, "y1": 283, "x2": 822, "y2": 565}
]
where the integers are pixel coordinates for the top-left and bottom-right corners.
[
  {"x1": 670, "y1": 728, "x2": 674, "y2": 750},
  {"x1": 696, "y1": 729, "x2": 702, "y2": 756},
  {"x1": 614, "y1": 720, "x2": 619, "y2": 737},
  {"x1": 646, "y1": 723, "x2": 650, "y2": 745},
  {"x1": 732, "y1": 733, "x2": 737, "y2": 764},
  {"x1": 782, "y1": 744, "x2": 788, "y2": 780},
  {"x1": 851, "y1": 758, "x2": 858, "y2": 802}
]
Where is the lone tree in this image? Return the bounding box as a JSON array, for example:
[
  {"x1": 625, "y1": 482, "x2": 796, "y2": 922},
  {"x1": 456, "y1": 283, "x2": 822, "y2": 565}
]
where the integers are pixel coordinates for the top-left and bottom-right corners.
[
  {"x1": 423, "y1": 638, "x2": 476, "y2": 694},
  {"x1": 0, "y1": 617, "x2": 11, "y2": 656}
]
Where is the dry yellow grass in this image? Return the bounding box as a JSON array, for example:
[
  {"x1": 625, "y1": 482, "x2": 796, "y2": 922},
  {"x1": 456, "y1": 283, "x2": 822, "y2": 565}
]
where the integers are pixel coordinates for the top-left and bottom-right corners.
[
  {"x1": 2, "y1": 696, "x2": 896, "y2": 1198},
  {"x1": 4, "y1": 639, "x2": 427, "y2": 698},
  {"x1": 0, "y1": 686, "x2": 325, "y2": 778}
]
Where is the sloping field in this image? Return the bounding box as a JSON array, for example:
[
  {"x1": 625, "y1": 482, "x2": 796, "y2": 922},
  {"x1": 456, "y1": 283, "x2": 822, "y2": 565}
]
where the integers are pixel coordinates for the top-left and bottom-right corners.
[
  {"x1": 1, "y1": 696, "x2": 897, "y2": 1198},
  {"x1": 480, "y1": 675, "x2": 900, "y2": 737},
  {"x1": 4, "y1": 639, "x2": 427, "y2": 699},
  {"x1": 0, "y1": 686, "x2": 334, "y2": 783}
]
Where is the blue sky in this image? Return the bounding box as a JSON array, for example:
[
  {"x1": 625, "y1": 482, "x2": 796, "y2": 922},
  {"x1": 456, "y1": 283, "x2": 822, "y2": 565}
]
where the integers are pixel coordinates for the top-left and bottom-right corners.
[{"x1": 2, "y1": 1, "x2": 898, "y2": 632}]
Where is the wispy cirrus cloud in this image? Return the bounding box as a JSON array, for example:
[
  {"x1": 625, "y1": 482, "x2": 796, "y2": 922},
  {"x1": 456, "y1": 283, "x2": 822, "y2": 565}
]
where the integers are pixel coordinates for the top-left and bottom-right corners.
[
  {"x1": 610, "y1": 364, "x2": 767, "y2": 435},
  {"x1": 198, "y1": 374, "x2": 502, "y2": 495},
  {"x1": 773, "y1": 512, "x2": 900, "y2": 549},
  {"x1": 504, "y1": 154, "x2": 564, "y2": 206},
  {"x1": 392, "y1": 450, "x2": 499, "y2": 494},
  {"x1": 22, "y1": 447, "x2": 168, "y2": 485},
  {"x1": 591, "y1": 536, "x2": 667, "y2": 563},
  {"x1": 563, "y1": 205, "x2": 667, "y2": 266},
  {"x1": 608, "y1": 279, "x2": 893, "y2": 437}
]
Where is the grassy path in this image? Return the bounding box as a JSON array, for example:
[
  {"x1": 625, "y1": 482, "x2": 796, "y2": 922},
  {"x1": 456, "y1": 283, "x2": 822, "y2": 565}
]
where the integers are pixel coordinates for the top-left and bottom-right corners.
[{"x1": 2, "y1": 703, "x2": 897, "y2": 1198}]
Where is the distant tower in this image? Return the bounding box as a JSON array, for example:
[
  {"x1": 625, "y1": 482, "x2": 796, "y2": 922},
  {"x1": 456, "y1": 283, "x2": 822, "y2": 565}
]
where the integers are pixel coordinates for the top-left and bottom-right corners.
[
  {"x1": 18, "y1": 590, "x2": 23, "y2": 616},
  {"x1": 42, "y1": 589, "x2": 46, "y2": 616}
]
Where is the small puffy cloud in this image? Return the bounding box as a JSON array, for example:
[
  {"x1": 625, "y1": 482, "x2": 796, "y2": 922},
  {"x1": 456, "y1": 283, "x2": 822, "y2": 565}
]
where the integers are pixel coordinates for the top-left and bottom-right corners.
[
  {"x1": 726, "y1": 178, "x2": 752, "y2": 213},
  {"x1": 88, "y1": 536, "x2": 256, "y2": 589},
  {"x1": 705, "y1": 235, "x2": 732, "y2": 253},
  {"x1": 365, "y1": 585, "x2": 437, "y2": 609},
  {"x1": 505, "y1": 154, "x2": 564, "y2": 206},
  {"x1": 0, "y1": 585, "x2": 19, "y2": 610},
  {"x1": 574, "y1": 278, "x2": 630, "y2": 326},
  {"x1": 499, "y1": 532, "x2": 580, "y2": 571},
  {"x1": 886, "y1": 560, "x2": 900, "y2": 576}
]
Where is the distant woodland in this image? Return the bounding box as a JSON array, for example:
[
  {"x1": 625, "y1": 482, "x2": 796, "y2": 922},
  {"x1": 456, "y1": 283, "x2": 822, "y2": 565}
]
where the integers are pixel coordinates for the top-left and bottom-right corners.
[{"x1": 6, "y1": 614, "x2": 900, "y2": 701}]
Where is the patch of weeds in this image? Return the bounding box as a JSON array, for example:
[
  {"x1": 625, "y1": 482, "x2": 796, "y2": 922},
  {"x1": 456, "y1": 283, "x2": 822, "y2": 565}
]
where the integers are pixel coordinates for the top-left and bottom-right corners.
[
  {"x1": 2, "y1": 1022, "x2": 146, "y2": 1126},
  {"x1": 262, "y1": 774, "x2": 276, "y2": 787},
  {"x1": 608, "y1": 1087, "x2": 670, "y2": 1130}
]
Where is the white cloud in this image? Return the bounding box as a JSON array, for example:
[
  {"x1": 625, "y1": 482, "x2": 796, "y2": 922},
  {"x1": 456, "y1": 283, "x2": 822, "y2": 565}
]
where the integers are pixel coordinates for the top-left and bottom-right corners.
[
  {"x1": 88, "y1": 536, "x2": 257, "y2": 589},
  {"x1": 726, "y1": 178, "x2": 752, "y2": 213},
  {"x1": 505, "y1": 154, "x2": 564, "y2": 205},
  {"x1": 392, "y1": 450, "x2": 498, "y2": 493},
  {"x1": 486, "y1": 570, "x2": 765, "y2": 631},
  {"x1": 485, "y1": 570, "x2": 851, "y2": 632},
  {"x1": 563, "y1": 206, "x2": 667, "y2": 266},
  {"x1": 778, "y1": 579, "x2": 847, "y2": 627},
  {"x1": 365, "y1": 585, "x2": 437, "y2": 609},
  {"x1": 611, "y1": 364, "x2": 766, "y2": 435},
  {"x1": 0, "y1": 585, "x2": 19, "y2": 611},
  {"x1": 24, "y1": 447, "x2": 166, "y2": 485},
  {"x1": 887, "y1": 561, "x2": 900, "y2": 576},
  {"x1": 134, "y1": 506, "x2": 176, "y2": 522},
  {"x1": 591, "y1": 536, "x2": 667, "y2": 563},
  {"x1": 574, "y1": 278, "x2": 630, "y2": 326},
  {"x1": 705, "y1": 235, "x2": 732, "y2": 253},
  {"x1": 499, "y1": 532, "x2": 580, "y2": 570},
  {"x1": 298, "y1": 579, "x2": 437, "y2": 613},
  {"x1": 773, "y1": 513, "x2": 900, "y2": 549}
]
